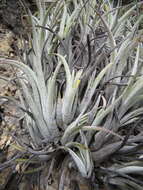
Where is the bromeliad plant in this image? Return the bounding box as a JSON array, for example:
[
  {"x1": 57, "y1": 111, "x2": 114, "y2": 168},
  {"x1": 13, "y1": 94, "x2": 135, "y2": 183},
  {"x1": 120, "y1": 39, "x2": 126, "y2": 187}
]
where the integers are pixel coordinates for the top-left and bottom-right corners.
[{"x1": 0, "y1": 0, "x2": 143, "y2": 189}]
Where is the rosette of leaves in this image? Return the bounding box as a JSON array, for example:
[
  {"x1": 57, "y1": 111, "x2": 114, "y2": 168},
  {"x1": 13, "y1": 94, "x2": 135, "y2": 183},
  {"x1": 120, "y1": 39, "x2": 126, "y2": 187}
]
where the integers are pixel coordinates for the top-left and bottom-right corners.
[{"x1": 0, "y1": 0, "x2": 143, "y2": 189}]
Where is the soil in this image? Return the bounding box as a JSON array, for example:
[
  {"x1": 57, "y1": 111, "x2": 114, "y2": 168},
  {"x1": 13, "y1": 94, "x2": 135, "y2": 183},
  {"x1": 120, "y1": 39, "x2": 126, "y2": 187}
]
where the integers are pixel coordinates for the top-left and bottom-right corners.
[{"x1": 0, "y1": 1, "x2": 28, "y2": 189}]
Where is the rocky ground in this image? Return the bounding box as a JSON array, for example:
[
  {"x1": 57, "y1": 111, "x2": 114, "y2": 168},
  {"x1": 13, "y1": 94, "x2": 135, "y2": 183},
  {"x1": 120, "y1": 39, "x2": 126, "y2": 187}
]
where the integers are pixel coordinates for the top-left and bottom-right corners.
[
  {"x1": 0, "y1": 1, "x2": 31, "y2": 189},
  {"x1": 0, "y1": 27, "x2": 24, "y2": 190}
]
